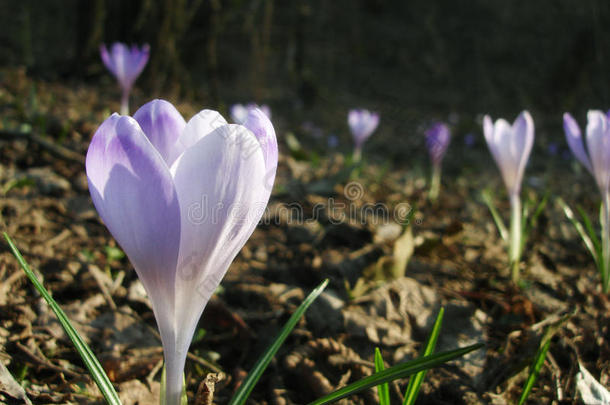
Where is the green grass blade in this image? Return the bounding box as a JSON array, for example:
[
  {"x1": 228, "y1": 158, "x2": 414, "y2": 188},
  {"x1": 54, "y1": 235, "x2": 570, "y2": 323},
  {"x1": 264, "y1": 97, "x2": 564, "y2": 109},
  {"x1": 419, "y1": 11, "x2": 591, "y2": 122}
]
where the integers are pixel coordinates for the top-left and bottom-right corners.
[
  {"x1": 577, "y1": 205, "x2": 602, "y2": 262},
  {"x1": 3, "y1": 233, "x2": 122, "y2": 405},
  {"x1": 374, "y1": 348, "x2": 390, "y2": 405},
  {"x1": 228, "y1": 279, "x2": 329, "y2": 405},
  {"x1": 308, "y1": 343, "x2": 483, "y2": 405},
  {"x1": 557, "y1": 199, "x2": 600, "y2": 266},
  {"x1": 482, "y1": 189, "x2": 508, "y2": 243},
  {"x1": 517, "y1": 338, "x2": 551, "y2": 405},
  {"x1": 403, "y1": 307, "x2": 445, "y2": 405},
  {"x1": 521, "y1": 192, "x2": 548, "y2": 252}
]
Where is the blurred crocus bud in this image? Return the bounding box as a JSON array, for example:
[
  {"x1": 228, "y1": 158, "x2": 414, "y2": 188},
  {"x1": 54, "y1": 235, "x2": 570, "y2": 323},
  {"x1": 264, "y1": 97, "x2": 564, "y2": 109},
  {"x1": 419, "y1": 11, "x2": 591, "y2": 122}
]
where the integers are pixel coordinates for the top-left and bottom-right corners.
[
  {"x1": 465, "y1": 133, "x2": 476, "y2": 147},
  {"x1": 230, "y1": 103, "x2": 271, "y2": 124},
  {"x1": 100, "y1": 42, "x2": 150, "y2": 115},
  {"x1": 348, "y1": 109, "x2": 379, "y2": 161},
  {"x1": 483, "y1": 111, "x2": 534, "y2": 196},
  {"x1": 86, "y1": 99, "x2": 277, "y2": 405},
  {"x1": 564, "y1": 111, "x2": 610, "y2": 193},
  {"x1": 425, "y1": 122, "x2": 451, "y2": 167}
]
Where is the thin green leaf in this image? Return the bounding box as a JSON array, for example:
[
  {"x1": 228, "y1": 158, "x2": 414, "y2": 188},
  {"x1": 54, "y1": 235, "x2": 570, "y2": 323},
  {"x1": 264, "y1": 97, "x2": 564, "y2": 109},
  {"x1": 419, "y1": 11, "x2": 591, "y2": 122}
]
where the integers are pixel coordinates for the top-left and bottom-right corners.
[
  {"x1": 522, "y1": 192, "x2": 548, "y2": 247},
  {"x1": 577, "y1": 205, "x2": 602, "y2": 263},
  {"x1": 228, "y1": 279, "x2": 329, "y2": 405},
  {"x1": 557, "y1": 199, "x2": 600, "y2": 266},
  {"x1": 403, "y1": 307, "x2": 445, "y2": 405},
  {"x1": 308, "y1": 343, "x2": 483, "y2": 405},
  {"x1": 518, "y1": 337, "x2": 551, "y2": 405},
  {"x1": 3, "y1": 233, "x2": 122, "y2": 405},
  {"x1": 482, "y1": 189, "x2": 508, "y2": 243},
  {"x1": 518, "y1": 311, "x2": 571, "y2": 405},
  {"x1": 374, "y1": 348, "x2": 390, "y2": 405}
]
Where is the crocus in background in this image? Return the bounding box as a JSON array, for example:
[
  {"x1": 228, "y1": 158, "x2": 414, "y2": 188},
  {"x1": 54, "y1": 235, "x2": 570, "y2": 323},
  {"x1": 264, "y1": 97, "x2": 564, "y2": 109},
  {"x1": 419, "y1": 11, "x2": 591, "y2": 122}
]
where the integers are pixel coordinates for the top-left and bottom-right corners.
[
  {"x1": 231, "y1": 103, "x2": 271, "y2": 124},
  {"x1": 563, "y1": 111, "x2": 610, "y2": 292},
  {"x1": 425, "y1": 122, "x2": 451, "y2": 201},
  {"x1": 100, "y1": 42, "x2": 150, "y2": 115},
  {"x1": 483, "y1": 111, "x2": 534, "y2": 283},
  {"x1": 86, "y1": 99, "x2": 277, "y2": 405},
  {"x1": 348, "y1": 109, "x2": 379, "y2": 162}
]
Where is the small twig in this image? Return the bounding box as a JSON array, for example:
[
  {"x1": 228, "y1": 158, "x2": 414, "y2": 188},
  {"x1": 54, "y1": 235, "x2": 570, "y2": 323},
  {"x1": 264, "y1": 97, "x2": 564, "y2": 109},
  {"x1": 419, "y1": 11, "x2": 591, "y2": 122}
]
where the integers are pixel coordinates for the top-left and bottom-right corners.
[
  {"x1": 16, "y1": 341, "x2": 84, "y2": 379},
  {"x1": 0, "y1": 129, "x2": 84, "y2": 165},
  {"x1": 87, "y1": 264, "x2": 117, "y2": 311},
  {"x1": 146, "y1": 359, "x2": 164, "y2": 386}
]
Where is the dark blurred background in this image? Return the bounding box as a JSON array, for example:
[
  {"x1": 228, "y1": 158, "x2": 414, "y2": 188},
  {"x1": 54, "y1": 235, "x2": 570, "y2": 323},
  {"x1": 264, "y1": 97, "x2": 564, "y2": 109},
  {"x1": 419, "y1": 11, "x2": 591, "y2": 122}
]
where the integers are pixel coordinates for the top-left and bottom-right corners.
[{"x1": 1, "y1": 0, "x2": 610, "y2": 163}]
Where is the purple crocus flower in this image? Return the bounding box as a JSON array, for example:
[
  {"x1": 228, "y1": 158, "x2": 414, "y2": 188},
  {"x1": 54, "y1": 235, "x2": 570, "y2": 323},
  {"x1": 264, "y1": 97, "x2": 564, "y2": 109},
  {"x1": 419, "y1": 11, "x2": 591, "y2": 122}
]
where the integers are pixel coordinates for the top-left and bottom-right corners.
[
  {"x1": 564, "y1": 110, "x2": 610, "y2": 291},
  {"x1": 100, "y1": 43, "x2": 150, "y2": 115},
  {"x1": 230, "y1": 103, "x2": 271, "y2": 125},
  {"x1": 483, "y1": 111, "x2": 534, "y2": 197},
  {"x1": 86, "y1": 99, "x2": 277, "y2": 405},
  {"x1": 425, "y1": 122, "x2": 451, "y2": 201},
  {"x1": 483, "y1": 111, "x2": 534, "y2": 283},
  {"x1": 563, "y1": 111, "x2": 610, "y2": 190},
  {"x1": 348, "y1": 109, "x2": 379, "y2": 161},
  {"x1": 426, "y1": 122, "x2": 451, "y2": 167}
]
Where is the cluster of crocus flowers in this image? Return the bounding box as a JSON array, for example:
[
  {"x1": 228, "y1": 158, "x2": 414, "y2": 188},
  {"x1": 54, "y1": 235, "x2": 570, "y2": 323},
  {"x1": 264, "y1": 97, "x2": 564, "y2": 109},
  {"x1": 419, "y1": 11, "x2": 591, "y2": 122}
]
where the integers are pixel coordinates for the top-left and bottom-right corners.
[
  {"x1": 100, "y1": 42, "x2": 150, "y2": 115},
  {"x1": 86, "y1": 99, "x2": 278, "y2": 405},
  {"x1": 230, "y1": 103, "x2": 271, "y2": 125},
  {"x1": 348, "y1": 109, "x2": 379, "y2": 162},
  {"x1": 425, "y1": 122, "x2": 451, "y2": 201},
  {"x1": 483, "y1": 111, "x2": 534, "y2": 283},
  {"x1": 563, "y1": 111, "x2": 610, "y2": 292}
]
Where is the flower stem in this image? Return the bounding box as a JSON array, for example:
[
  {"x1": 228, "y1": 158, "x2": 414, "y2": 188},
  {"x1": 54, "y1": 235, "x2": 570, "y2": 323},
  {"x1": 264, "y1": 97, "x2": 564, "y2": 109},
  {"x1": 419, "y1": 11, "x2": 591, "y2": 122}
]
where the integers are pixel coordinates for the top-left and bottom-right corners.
[
  {"x1": 120, "y1": 89, "x2": 130, "y2": 116},
  {"x1": 429, "y1": 164, "x2": 441, "y2": 202},
  {"x1": 161, "y1": 347, "x2": 187, "y2": 405},
  {"x1": 509, "y1": 193, "x2": 522, "y2": 284},
  {"x1": 353, "y1": 146, "x2": 362, "y2": 163},
  {"x1": 602, "y1": 192, "x2": 610, "y2": 293}
]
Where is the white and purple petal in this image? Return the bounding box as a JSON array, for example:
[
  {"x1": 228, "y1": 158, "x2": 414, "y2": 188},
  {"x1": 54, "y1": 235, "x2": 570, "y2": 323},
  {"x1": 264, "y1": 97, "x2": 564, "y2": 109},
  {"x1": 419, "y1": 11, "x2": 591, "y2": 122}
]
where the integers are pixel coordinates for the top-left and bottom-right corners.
[
  {"x1": 133, "y1": 99, "x2": 186, "y2": 166},
  {"x1": 483, "y1": 112, "x2": 534, "y2": 196},
  {"x1": 563, "y1": 112, "x2": 593, "y2": 173},
  {"x1": 85, "y1": 113, "x2": 181, "y2": 331},
  {"x1": 586, "y1": 110, "x2": 610, "y2": 192}
]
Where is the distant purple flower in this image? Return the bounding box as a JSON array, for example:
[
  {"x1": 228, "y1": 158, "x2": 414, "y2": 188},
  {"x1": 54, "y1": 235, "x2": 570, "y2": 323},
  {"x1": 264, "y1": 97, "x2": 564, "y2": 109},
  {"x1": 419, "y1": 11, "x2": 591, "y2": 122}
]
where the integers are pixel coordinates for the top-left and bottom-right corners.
[
  {"x1": 563, "y1": 111, "x2": 610, "y2": 192},
  {"x1": 86, "y1": 99, "x2": 277, "y2": 405},
  {"x1": 328, "y1": 134, "x2": 339, "y2": 148},
  {"x1": 547, "y1": 142, "x2": 559, "y2": 156},
  {"x1": 301, "y1": 121, "x2": 324, "y2": 139},
  {"x1": 100, "y1": 42, "x2": 150, "y2": 115},
  {"x1": 348, "y1": 109, "x2": 379, "y2": 160},
  {"x1": 483, "y1": 111, "x2": 534, "y2": 196},
  {"x1": 425, "y1": 122, "x2": 451, "y2": 167},
  {"x1": 464, "y1": 133, "x2": 475, "y2": 147},
  {"x1": 231, "y1": 103, "x2": 271, "y2": 124}
]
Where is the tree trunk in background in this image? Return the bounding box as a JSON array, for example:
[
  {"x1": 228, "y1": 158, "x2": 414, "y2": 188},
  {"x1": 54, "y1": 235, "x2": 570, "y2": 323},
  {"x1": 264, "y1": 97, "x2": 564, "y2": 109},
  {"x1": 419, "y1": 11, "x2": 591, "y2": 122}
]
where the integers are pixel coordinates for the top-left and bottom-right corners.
[{"x1": 75, "y1": 0, "x2": 105, "y2": 77}]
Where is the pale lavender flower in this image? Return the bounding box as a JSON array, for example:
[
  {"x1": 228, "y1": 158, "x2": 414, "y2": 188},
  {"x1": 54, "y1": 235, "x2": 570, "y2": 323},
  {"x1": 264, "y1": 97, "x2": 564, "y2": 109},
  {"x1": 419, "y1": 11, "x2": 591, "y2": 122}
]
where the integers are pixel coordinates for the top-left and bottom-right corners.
[
  {"x1": 483, "y1": 111, "x2": 534, "y2": 283},
  {"x1": 86, "y1": 99, "x2": 277, "y2": 405},
  {"x1": 564, "y1": 110, "x2": 610, "y2": 292},
  {"x1": 100, "y1": 42, "x2": 150, "y2": 115},
  {"x1": 231, "y1": 103, "x2": 271, "y2": 125},
  {"x1": 425, "y1": 122, "x2": 451, "y2": 167},
  {"x1": 562, "y1": 111, "x2": 610, "y2": 188},
  {"x1": 348, "y1": 109, "x2": 379, "y2": 161},
  {"x1": 483, "y1": 111, "x2": 534, "y2": 196},
  {"x1": 425, "y1": 122, "x2": 451, "y2": 201}
]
